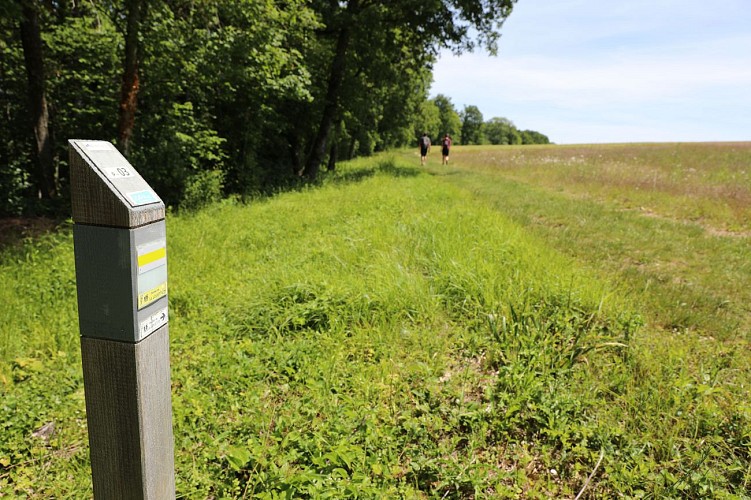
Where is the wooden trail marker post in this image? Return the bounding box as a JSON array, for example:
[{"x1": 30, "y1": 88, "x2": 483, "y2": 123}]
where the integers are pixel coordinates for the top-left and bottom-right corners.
[{"x1": 69, "y1": 140, "x2": 175, "y2": 499}]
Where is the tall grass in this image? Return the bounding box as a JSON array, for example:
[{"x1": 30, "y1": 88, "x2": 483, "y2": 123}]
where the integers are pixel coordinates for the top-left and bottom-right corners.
[
  {"x1": 405, "y1": 143, "x2": 751, "y2": 495},
  {"x1": 1, "y1": 150, "x2": 750, "y2": 497},
  {"x1": 0, "y1": 228, "x2": 79, "y2": 365},
  {"x1": 455, "y1": 142, "x2": 751, "y2": 233},
  {"x1": 411, "y1": 143, "x2": 751, "y2": 339}
]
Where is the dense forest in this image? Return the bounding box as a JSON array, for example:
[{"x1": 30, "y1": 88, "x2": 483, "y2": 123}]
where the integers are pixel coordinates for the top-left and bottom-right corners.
[{"x1": 0, "y1": 0, "x2": 549, "y2": 216}]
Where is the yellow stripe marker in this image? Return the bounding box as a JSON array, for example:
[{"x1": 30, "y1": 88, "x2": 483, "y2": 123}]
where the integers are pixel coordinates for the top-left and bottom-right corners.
[{"x1": 138, "y1": 247, "x2": 166, "y2": 269}]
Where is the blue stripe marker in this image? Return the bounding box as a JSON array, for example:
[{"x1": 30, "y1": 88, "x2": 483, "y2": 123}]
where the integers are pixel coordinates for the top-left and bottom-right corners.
[{"x1": 127, "y1": 190, "x2": 159, "y2": 206}]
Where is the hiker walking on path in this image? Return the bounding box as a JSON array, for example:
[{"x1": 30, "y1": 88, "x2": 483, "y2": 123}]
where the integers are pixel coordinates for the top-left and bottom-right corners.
[
  {"x1": 441, "y1": 134, "x2": 452, "y2": 165},
  {"x1": 419, "y1": 132, "x2": 431, "y2": 166}
]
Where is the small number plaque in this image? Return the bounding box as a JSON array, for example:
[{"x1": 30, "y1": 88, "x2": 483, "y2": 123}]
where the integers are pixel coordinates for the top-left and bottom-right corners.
[{"x1": 103, "y1": 166, "x2": 135, "y2": 179}]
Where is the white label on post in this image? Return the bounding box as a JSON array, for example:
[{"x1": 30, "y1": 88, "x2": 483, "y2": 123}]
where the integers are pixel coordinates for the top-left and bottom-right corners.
[
  {"x1": 82, "y1": 141, "x2": 113, "y2": 151},
  {"x1": 102, "y1": 165, "x2": 136, "y2": 179},
  {"x1": 139, "y1": 307, "x2": 168, "y2": 338}
]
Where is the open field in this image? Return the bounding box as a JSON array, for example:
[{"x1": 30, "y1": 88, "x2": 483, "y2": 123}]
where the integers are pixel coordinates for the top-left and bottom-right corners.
[
  {"x1": 2, "y1": 143, "x2": 751, "y2": 497},
  {"x1": 444, "y1": 142, "x2": 751, "y2": 235},
  {"x1": 402, "y1": 142, "x2": 751, "y2": 341}
]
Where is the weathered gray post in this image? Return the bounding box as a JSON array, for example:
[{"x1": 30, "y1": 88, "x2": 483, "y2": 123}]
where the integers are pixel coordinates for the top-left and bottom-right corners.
[{"x1": 69, "y1": 140, "x2": 175, "y2": 499}]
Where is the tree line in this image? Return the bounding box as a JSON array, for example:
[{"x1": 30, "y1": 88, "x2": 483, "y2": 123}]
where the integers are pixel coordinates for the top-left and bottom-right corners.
[
  {"x1": 417, "y1": 95, "x2": 549, "y2": 147},
  {"x1": 0, "y1": 0, "x2": 551, "y2": 217}
]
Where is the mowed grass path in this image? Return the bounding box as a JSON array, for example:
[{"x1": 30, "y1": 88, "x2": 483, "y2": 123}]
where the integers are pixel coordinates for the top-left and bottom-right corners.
[{"x1": 2, "y1": 146, "x2": 751, "y2": 497}]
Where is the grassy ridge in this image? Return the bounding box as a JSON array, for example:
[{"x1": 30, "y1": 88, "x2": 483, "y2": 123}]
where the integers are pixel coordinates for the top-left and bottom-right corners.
[{"x1": 1, "y1": 150, "x2": 750, "y2": 497}]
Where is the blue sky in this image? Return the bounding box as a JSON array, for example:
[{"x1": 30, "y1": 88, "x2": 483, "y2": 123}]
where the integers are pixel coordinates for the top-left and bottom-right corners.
[{"x1": 431, "y1": 0, "x2": 751, "y2": 144}]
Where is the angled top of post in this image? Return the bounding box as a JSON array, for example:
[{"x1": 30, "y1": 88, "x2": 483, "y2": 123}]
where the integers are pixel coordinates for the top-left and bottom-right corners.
[{"x1": 69, "y1": 140, "x2": 165, "y2": 228}]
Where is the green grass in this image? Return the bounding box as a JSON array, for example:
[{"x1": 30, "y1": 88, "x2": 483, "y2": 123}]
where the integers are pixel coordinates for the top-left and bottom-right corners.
[
  {"x1": 447, "y1": 142, "x2": 751, "y2": 234},
  {"x1": 2, "y1": 149, "x2": 751, "y2": 497},
  {"x1": 408, "y1": 143, "x2": 751, "y2": 340}
]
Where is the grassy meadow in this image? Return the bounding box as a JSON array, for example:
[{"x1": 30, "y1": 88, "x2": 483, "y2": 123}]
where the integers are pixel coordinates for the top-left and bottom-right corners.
[{"x1": 2, "y1": 143, "x2": 751, "y2": 497}]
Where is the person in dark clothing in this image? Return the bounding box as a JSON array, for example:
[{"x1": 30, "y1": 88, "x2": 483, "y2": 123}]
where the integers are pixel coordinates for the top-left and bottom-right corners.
[
  {"x1": 419, "y1": 132, "x2": 431, "y2": 165},
  {"x1": 441, "y1": 134, "x2": 452, "y2": 165}
]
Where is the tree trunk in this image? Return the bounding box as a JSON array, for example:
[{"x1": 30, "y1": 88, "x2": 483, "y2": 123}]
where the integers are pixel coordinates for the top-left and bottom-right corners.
[
  {"x1": 303, "y1": 3, "x2": 358, "y2": 180},
  {"x1": 327, "y1": 136, "x2": 338, "y2": 172},
  {"x1": 326, "y1": 119, "x2": 344, "y2": 172},
  {"x1": 117, "y1": 0, "x2": 145, "y2": 158},
  {"x1": 19, "y1": 0, "x2": 56, "y2": 199},
  {"x1": 347, "y1": 136, "x2": 357, "y2": 160}
]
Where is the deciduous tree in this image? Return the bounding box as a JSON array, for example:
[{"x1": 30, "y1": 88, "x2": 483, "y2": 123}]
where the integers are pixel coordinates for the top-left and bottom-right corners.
[
  {"x1": 520, "y1": 129, "x2": 550, "y2": 144},
  {"x1": 484, "y1": 116, "x2": 520, "y2": 145},
  {"x1": 414, "y1": 99, "x2": 441, "y2": 145},
  {"x1": 117, "y1": 0, "x2": 146, "y2": 157},
  {"x1": 300, "y1": 0, "x2": 517, "y2": 179},
  {"x1": 460, "y1": 104, "x2": 484, "y2": 145},
  {"x1": 0, "y1": 0, "x2": 542, "y2": 216},
  {"x1": 18, "y1": 0, "x2": 55, "y2": 199},
  {"x1": 433, "y1": 94, "x2": 462, "y2": 142}
]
